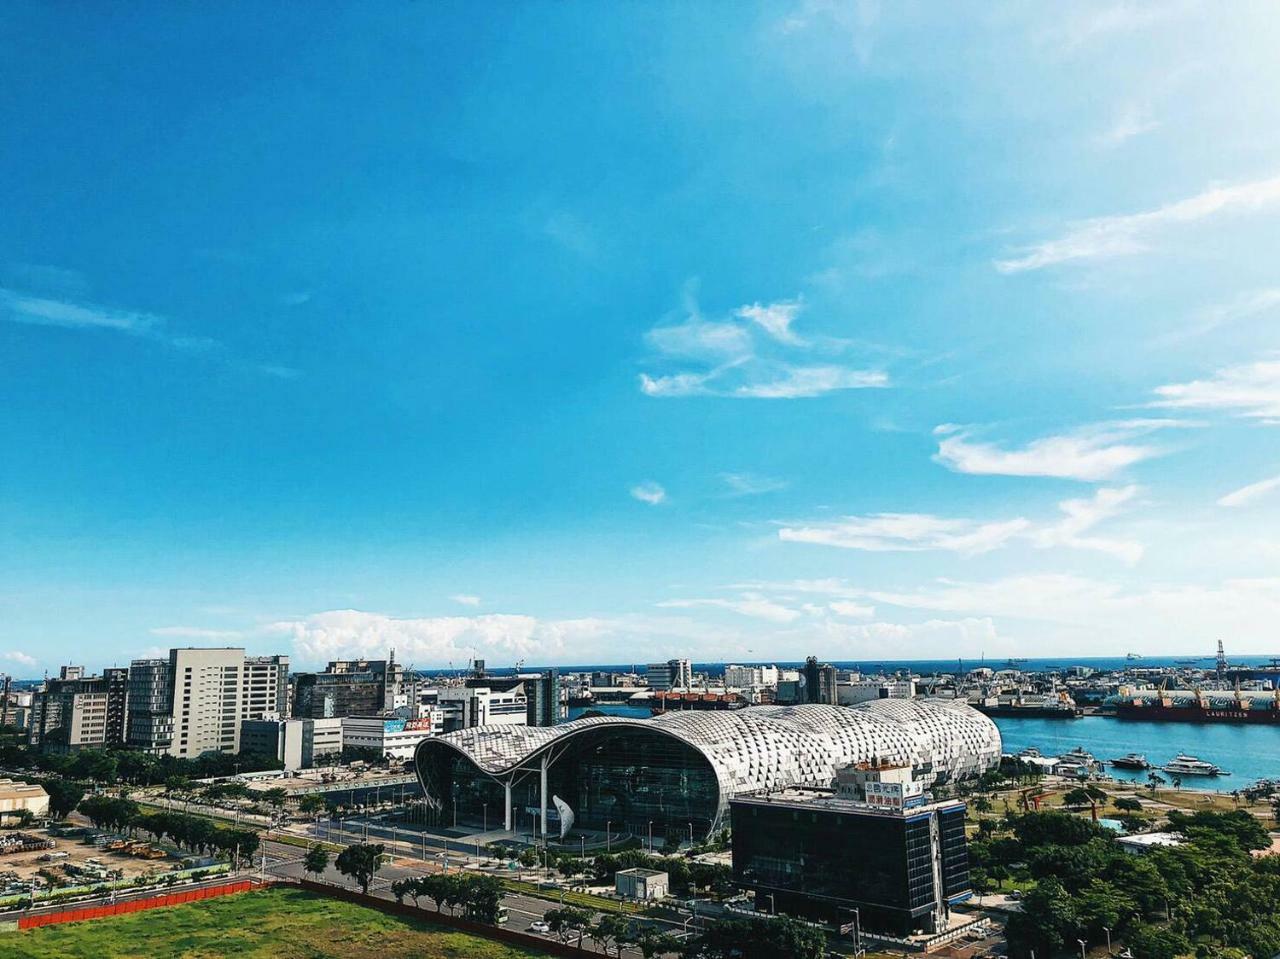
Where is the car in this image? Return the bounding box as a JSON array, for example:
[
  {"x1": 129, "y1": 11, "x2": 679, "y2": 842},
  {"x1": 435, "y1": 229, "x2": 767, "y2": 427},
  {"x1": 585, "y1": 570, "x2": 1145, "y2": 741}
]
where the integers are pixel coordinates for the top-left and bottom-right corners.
[
  {"x1": 529, "y1": 920, "x2": 551, "y2": 934},
  {"x1": 1008, "y1": 889, "x2": 1023, "y2": 900}
]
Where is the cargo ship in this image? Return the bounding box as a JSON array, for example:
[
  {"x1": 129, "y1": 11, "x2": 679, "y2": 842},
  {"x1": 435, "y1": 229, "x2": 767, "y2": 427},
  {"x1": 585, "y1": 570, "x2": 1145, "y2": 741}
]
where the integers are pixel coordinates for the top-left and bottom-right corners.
[
  {"x1": 1108, "y1": 687, "x2": 1280, "y2": 724},
  {"x1": 973, "y1": 691, "x2": 1082, "y2": 719}
]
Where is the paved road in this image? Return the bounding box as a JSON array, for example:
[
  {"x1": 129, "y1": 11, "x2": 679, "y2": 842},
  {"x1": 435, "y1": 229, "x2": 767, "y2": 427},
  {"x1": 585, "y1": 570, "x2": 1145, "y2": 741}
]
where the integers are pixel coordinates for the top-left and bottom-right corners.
[{"x1": 257, "y1": 838, "x2": 697, "y2": 956}]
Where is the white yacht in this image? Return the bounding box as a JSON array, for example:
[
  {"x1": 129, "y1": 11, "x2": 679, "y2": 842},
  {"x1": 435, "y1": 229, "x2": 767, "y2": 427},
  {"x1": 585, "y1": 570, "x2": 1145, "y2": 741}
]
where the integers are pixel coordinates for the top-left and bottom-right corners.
[{"x1": 1162, "y1": 754, "x2": 1228, "y2": 777}]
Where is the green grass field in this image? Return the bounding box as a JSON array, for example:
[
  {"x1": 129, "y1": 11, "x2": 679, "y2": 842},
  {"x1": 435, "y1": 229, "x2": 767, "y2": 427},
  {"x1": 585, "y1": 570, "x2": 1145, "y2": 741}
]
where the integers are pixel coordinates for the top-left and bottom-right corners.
[{"x1": 4, "y1": 886, "x2": 552, "y2": 959}]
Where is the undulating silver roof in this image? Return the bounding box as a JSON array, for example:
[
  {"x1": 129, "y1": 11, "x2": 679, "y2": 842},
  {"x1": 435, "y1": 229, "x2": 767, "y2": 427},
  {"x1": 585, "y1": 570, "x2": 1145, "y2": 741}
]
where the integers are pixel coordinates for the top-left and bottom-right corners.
[{"x1": 415, "y1": 698, "x2": 1001, "y2": 811}]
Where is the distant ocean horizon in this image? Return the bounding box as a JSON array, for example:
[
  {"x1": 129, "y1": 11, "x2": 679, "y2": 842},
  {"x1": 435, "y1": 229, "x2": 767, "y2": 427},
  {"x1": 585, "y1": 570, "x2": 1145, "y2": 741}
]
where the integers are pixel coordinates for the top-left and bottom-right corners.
[{"x1": 445, "y1": 654, "x2": 1280, "y2": 678}]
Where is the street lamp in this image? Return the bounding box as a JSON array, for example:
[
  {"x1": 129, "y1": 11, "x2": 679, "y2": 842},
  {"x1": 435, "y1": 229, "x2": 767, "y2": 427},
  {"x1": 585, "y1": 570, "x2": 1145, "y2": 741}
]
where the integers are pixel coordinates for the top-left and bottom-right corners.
[
  {"x1": 1079, "y1": 939, "x2": 1087, "y2": 959},
  {"x1": 1103, "y1": 927, "x2": 1112, "y2": 955},
  {"x1": 688, "y1": 821, "x2": 693, "y2": 848},
  {"x1": 606, "y1": 820, "x2": 611, "y2": 854},
  {"x1": 766, "y1": 893, "x2": 775, "y2": 915},
  {"x1": 647, "y1": 821, "x2": 653, "y2": 853}
]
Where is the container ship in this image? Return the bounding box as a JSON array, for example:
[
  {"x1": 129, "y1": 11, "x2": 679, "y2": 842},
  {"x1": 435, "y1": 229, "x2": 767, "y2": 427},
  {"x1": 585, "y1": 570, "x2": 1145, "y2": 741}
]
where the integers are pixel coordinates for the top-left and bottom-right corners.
[
  {"x1": 1108, "y1": 687, "x2": 1280, "y2": 724},
  {"x1": 650, "y1": 691, "x2": 747, "y2": 714}
]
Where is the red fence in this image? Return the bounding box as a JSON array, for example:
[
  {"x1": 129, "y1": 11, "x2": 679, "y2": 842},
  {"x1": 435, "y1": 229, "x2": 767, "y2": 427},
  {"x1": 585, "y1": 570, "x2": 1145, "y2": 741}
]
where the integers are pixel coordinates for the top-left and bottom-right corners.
[{"x1": 17, "y1": 879, "x2": 255, "y2": 930}]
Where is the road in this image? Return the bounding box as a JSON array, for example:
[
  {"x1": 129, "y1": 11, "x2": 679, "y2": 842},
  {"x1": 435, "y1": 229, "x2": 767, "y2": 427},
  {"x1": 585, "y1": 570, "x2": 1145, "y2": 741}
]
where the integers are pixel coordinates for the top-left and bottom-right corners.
[{"x1": 257, "y1": 837, "x2": 697, "y2": 956}]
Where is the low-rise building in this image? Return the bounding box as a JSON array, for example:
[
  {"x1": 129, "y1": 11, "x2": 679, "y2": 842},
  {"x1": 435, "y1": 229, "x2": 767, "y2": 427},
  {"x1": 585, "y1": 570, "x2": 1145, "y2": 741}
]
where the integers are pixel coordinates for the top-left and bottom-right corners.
[
  {"x1": 1116, "y1": 832, "x2": 1183, "y2": 855},
  {"x1": 0, "y1": 779, "x2": 50, "y2": 822},
  {"x1": 241, "y1": 715, "x2": 344, "y2": 771},
  {"x1": 615, "y1": 867, "x2": 669, "y2": 900},
  {"x1": 342, "y1": 713, "x2": 441, "y2": 761},
  {"x1": 436, "y1": 686, "x2": 527, "y2": 731}
]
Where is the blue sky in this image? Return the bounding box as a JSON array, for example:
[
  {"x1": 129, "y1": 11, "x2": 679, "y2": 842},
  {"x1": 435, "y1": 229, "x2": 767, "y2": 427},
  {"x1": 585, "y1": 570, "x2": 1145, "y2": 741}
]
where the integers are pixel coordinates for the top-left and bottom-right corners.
[{"x1": 4, "y1": 2, "x2": 1280, "y2": 672}]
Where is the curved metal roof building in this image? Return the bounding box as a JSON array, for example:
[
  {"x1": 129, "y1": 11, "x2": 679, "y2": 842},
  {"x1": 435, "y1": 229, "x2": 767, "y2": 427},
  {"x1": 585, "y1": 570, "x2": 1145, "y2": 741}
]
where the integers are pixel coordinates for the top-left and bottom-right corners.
[{"x1": 414, "y1": 699, "x2": 1000, "y2": 843}]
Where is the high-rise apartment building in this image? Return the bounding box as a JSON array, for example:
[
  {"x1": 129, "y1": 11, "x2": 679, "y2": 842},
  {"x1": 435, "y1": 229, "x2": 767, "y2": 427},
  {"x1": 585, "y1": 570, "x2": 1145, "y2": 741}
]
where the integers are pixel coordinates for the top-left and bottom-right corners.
[
  {"x1": 803, "y1": 656, "x2": 838, "y2": 706},
  {"x1": 28, "y1": 667, "x2": 130, "y2": 752},
  {"x1": 127, "y1": 648, "x2": 288, "y2": 758}
]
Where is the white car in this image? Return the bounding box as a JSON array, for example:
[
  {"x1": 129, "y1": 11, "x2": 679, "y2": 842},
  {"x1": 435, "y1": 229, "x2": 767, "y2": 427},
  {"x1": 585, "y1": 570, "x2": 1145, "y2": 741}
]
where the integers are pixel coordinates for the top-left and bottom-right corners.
[{"x1": 529, "y1": 920, "x2": 552, "y2": 934}]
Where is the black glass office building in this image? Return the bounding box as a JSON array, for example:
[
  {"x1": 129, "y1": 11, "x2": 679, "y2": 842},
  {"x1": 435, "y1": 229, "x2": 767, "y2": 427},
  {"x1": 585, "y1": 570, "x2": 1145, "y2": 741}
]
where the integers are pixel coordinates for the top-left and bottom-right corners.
[{"x1": 730, "y1": 793, "x2": 972, "y2": 936}]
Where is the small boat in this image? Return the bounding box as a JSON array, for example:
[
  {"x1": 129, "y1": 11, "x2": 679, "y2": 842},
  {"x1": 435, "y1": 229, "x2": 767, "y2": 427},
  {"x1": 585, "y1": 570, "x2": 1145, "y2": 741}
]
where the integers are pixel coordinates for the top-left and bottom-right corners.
[
  {"x1": 1162, "y1": 754, "x2": 1228, "y2": 777},
  {"x1": 1109, "y1": 753, "x2": 1150, "y2": 770}
]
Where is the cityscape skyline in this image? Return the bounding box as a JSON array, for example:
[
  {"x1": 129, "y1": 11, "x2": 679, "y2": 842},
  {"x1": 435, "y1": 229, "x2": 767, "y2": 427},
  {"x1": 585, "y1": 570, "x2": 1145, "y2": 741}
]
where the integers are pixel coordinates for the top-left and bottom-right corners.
[{"x1": 6, "y1": 3, "x2": 1280, "y2": 672}]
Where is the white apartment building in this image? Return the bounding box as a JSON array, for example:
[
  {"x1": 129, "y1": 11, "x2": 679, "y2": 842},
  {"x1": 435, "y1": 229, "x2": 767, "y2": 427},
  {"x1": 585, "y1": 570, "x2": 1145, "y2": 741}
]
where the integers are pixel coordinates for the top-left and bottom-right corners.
[
  {"x1": 838, "y1": 678, "x2": 917, "y2": 706},
  {"x1": 436, "y1": 686, "x2": 527, "y2": 731},
  {"x1": 723, "y1": 664, "x2": 779, "y2": 689},
  {"x1": 341, "y1": 713, "x2": 441, "y2": 761}
]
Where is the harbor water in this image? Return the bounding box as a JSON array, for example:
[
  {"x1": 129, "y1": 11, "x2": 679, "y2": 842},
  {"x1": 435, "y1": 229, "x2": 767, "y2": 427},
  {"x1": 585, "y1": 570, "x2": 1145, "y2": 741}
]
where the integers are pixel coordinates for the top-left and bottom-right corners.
[{"x1": 567, "y1": 705, "x2": 1280, "y2": 791}]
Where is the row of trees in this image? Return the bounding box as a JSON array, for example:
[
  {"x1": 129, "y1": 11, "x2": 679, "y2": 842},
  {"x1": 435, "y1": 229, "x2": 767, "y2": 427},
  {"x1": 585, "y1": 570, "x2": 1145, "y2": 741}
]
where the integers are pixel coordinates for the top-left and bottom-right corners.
[
  {"x1": 0, "y1": 741, "x2": 282, "y2": 785},
  {"x1": 983, "y1": 809, "x2": 1280, "y2": 958},
  {"x1": 389, "y1": 872, "x2": 506, "y2": 924},
  {"x1": 78, "y1": 794, "x2": 260, "y2": 865}
]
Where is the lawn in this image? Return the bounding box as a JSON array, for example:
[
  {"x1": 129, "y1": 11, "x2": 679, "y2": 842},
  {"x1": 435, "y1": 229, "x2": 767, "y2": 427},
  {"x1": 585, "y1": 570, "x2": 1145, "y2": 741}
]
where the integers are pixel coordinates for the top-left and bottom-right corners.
[{"x1": 4, "y1": 886, "x2": 552, "y2": 959}]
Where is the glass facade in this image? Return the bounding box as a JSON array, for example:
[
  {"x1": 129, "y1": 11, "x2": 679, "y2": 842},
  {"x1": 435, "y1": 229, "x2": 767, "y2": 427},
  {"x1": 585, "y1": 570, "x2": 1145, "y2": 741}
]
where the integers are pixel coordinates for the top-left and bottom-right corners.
[{"x1": 730, "y1": 799, "x2": 971, "y2": 936}]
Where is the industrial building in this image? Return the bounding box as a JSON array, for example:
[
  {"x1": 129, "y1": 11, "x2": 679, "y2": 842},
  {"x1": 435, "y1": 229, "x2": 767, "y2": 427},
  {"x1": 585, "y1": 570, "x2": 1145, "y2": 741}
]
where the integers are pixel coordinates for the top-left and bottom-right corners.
[
  {"x1": 414, "y1": 699, "x2": 1000, "y2": 845},
  {"x1": 292, "y1": 654, "x2": 407, "y2": 719},
  {"x1": 731, "y1": 763, "x2": 973, "y2": 936}
]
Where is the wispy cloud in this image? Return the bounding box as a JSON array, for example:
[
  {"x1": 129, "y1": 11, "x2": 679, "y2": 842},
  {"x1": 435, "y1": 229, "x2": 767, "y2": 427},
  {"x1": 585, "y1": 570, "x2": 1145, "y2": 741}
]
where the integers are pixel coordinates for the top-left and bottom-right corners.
[
  {"x1": 828, "y1": 601, "x2": 875, "y2": 619},
  {"x1": 1032, "y1": 485, "x2": 1144, "y2": 563},
  {"x1": 543, "y1": 211, "x2": 598, "y2": 258},
  {"x1": 450, "y1": 594, "x2": 482, "y2": 607},
  {"x1": 657, "y1": 592, "x2": 801, "y2": 623},
  {"x1": 1056, "y1": 2, "x2": 1181, "y2": 52},
  {"x1": 1094, "y1": 105, "x2": 1160, "y2": 149},
  {"x1": 779, "y1": 512, "x2": 1031, "y2": 555},
  {"x1": 779, "y1": 486, "x2": 1144, "y2": 563},
  {"x1": 1150, "y1": 357, "x2": 1280, "y2": 423},
  {"x1": 721, "y1": 472, "x2": 788, "y2": 496},
  {"x1": 630, "y1": 481, "x2": 667, "y2": 505},
  {"x1": 1, "y1": 286, "x2": 299, "y2": 378},
  {"x1": 1, "y1": 650, "x2": 37, "y2": 668},
  {"x1": 1164, "y1": 289, "x2": 1280, "y2": 343},
  {"x1": 640, "y1": 294, "x2": 886, "y2": 400},
  {"x1": 735, "y1": 300, "x2": 805, "y2": 345},
  {"x1": 994, "y1": 173, "x2": 1280, "y2": 273},
  {"x1": 1218, "y1": 474, "x2": 1280, "y2": 508},
  {"x1": 149, "y1": 626, "x2": 244, "y2": 640},
  {"x1": 933, "y1": 420, "x2": 1185, "y2": 481}
]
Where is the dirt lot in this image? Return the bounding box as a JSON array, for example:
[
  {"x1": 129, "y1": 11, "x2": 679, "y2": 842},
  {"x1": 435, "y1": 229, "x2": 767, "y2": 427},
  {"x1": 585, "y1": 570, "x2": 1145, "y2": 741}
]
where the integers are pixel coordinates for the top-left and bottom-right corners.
[{"x1": 0, "y1": 827, "x2": 181, "y2": 888}]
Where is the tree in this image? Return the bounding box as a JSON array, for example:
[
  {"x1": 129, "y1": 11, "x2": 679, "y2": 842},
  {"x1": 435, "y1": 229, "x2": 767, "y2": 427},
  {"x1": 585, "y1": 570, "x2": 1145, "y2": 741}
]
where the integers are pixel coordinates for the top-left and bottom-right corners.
[
  {"x1": 461, "y1": 874, "x2": 505, "y2": 923},
  {"x1": 298, "y1": 794, "x2": 326, "y2": 816},
  {"x1": 1125, "y1": 923, "x2": 1193, "y2": 959},
  {"x1": 685, "y1": 916, "x2": 825, "y2": 959},
  {"x1": 303, "y1": 844, "x2": 329, "y2": 881},
  {"x1": 590, "y1": 913, "x2": 630, "y2": 957},
  {"x1": 1146, "y1": 771, "x2": 1166, "y2": 795},
  {"x1": 1114, "y1": 797, "x2": 1144, "y2": 814},
  {"x1": 42, "y1": 778, "x2": 85, "y2": 820},
  {"x1": 545, "y1": 906, "x2": 592, "y2": 945},
  {"x1": 334, "y1": 842, "x2": 384, "y2": 895},
  {"x1": 636, "y1": 927, "x2": 681, "y2": 959},
  {"x1": 262, "y1": 787, "x2": 288, "y2": 808},
  {"x1": 1064, "y1": 787, "x2": 1095, "y2": 809},
  {"x1": 1006, "y1": 879, "x2": 1080, "y2": 958}
]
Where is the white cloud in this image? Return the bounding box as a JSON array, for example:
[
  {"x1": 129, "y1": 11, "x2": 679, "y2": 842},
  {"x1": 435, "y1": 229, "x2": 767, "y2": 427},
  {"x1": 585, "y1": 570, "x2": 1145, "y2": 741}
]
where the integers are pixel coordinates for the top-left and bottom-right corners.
[
  {"x1": 657, "y1": 592, "x2": 802, "y2": 624},
  {"x1": 0, "y1": 286, "x2": 296, "y2": 376},
  {"x1": 860, "y1": 573, "x2": 1280, "y2": 653},
  {"x1": 1, "y1": 287, "x2": 162, "y2": 333},
  {"x1": 640, "y1": 294, "x2": 886, "y2": 400},
  {"x1": 1218, "y1": 474, "x2": 1280, "y2": 508},
  {"x1": 721, "y1": 472, "x2": 788, "y2": 496},
  {"x1": 779, "y1": 486, "x2": 1143, "y2": 562},
  {"x1": 1, "y1": 650, "x2": 37, "y2": 668},
  {"x1": 933, "y1": 420, "x2": 1184, "y2": 481},
  {"x1": 779, "y1": 513, "x2": 1031, "y2": 555},
  {"x1": 1150, "y1": 357, "x2": 1280, "y2": 423},
  {"x1": 735, "y1": 300, "x2": 805, "y2": 345},
  {"x1": 994, "y1": 173, "x2": 1280, "y2": 273},
  {"x1": 1032, "y1": 485, "x2": 1144, "y2": 564},
  {"x1": 450, "y1": 594, "x2": 482, "y2": 607},
  {"x1": 828, "y1": 601, "x2": 875, "y2": 619},
  {"x1": 630, "y1": 481, "x2": 667, "y2": 505},
  {"x1": 149, "y1": 626, "x2": 245, "y2": 640}
]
